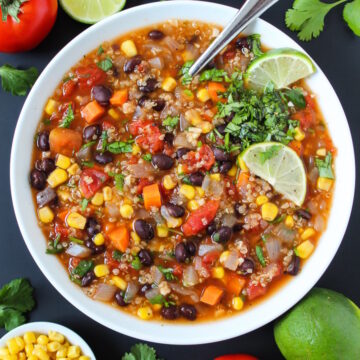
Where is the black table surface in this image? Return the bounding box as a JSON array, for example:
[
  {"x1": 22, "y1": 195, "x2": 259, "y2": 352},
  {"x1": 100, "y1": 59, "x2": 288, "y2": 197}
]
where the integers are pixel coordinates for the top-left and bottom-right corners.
[{"x1": 0, "y1": 1, "x2": 359, "y2": 359}]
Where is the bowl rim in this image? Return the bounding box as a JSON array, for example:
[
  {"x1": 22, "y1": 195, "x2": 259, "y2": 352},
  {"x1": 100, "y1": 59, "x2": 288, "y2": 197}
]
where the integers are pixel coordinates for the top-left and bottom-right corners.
[
  {"x1": 0, "y1": 322, "x2": 96, "y2": 359},
  {"x1": 10, "y1": 0, "x2": 356, "y2": 345}
]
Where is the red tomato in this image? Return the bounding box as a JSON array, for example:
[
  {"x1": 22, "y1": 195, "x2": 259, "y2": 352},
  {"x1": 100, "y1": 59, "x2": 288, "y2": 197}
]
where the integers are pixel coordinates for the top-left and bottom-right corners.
[
  {"x1": 54, "y1": 223, "x2": 69, "y2": 239},
  {"x1": 75, "y1": 65, "x2": 107, "y2": 89},
  {"x1": 128, "y1": 120, "x2": 152, "y2": 136},
  {"x1": 129, "y1": 120, "x2": 164, "y2": 154},
  {"x1": 215, "y1": 355, "x2": 258, "y2": 360},
  {"x1": 173, "y1": 264, "x2": 183, "y2": 277},
  {"x1": 182, "y1": 145, "x2": 215, "y2": 173},
  {"x1": 182, "y1": 200, "x2": 220, "y2": 236},
  {"x1": 202, "y1": 251, "x2": 220, "y2": 265},
  {"x1": 0, "y1": 0, "x2": 57, "y2": 52},
  {"x1": 62, "y1": 80, "x2": 77, "y2": 98},
  {"x1": 79, "y1": 169, "x2": 109, "y2": 199},
  {"x1": 292, "y1": 95, "x2": 316, "y2": 130},
  {"x1": 137, "y1": 178, "x2": 153, "y2": 195},
  {"x1": 246, "y1": 283, "x2": 267, "y2": 301}
]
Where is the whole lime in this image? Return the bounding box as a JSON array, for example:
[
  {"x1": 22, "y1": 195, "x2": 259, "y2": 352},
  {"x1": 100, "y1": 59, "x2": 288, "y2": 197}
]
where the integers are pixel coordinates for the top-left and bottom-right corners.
[{"x1": 274, "y1": 288, "x2": 360, "y2": 359}]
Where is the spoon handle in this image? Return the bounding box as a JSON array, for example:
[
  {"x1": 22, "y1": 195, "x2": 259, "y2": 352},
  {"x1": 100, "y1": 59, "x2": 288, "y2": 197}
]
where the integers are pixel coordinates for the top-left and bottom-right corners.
[{"x1": 188, "y1": 0, "x2": 279, "y2": 76}]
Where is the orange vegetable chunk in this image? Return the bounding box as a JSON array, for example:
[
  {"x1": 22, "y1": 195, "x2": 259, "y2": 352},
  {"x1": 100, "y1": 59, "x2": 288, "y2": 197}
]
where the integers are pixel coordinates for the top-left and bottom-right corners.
[
  {"x1": 143, "y1": 183, "x2": 162, "y2": 210},
  {"x1": 81, "y1": 100, "x2": 105, "y2": 123},
  {"x1": 49, "y1": 128, "x2": 82, "y2": 157},
  {"x1": 109, "y1": 226, "x2": 129, "y2": 252},
  {"x1": 110, "y1": 89, "x2": 128, "y2": 106},
  {"x1": 200, "y1": 285, "x2": 224, "y2": 306},
  {"x1": 208, "y1": 82, "x2": 226, "y2": 102},
  {"x1": 227, "y1": 274, "x2": 246, "y2": 296}
]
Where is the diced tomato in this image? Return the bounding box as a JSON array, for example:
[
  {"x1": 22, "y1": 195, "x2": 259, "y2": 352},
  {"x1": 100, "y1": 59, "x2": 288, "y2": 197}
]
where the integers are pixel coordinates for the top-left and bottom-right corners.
[
  {"x1": 102, "y1": 120, "x2": 115, "y2": 131},
  {"x1": 215, "y1": 355, "x2": 258, "y2": 360},
  {"x1": 182, "y1": 200, "x2": 220, "y2": 236},
  {"x1": 288, "y1": 140, "x2": 303, "y2": 156},
  {"x1": 202, "y1": 251, "x2": 220, "y2": 265},
  {"x1": 292, "y1": 95, "x2": 316, "y2": 130},
  {"x1": 54, "y1": 222, "x2": 69, "y2": 238},
  {"x1": 104, "y1": 250, "x2": 121, "y2": 269},
  {"x1": 246, "y1": 283, "x2": 267, "y2": 301},
  {"x1": 62, "y1": 80, "x2": 77, "y2": 98},
  {"x1": 79, "y1": 168, "x2": 109, "y2": 199},
  {"x1": 128, "y1": 120, "x2": 152, "y2": 136},
  {"x1": 181, "y1": 144, "x2": 215, "y2": 173},
  {"x1": 173, "y1": 264, "x2": 183, "y2": 277},
  {"x1": 137, "y1": 178, "x2": 153, "y2": 195},
  {"x1": 75, "y1": 65, "x2": 106, "y2": 89},
  {"x1": 129, "y1": 120, "x2": 164, "y2": 154}
]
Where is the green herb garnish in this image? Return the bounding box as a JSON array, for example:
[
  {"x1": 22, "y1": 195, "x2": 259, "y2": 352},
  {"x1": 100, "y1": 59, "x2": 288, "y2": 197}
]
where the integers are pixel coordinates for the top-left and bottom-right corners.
[
  {"x1": 142, "y1": 154, "x2": 152, "y2": 162},
  {"x1": 80, "y1": 199, "x2": 88, "y2": 212},
  {"x1": 46, "y1": 234, "x2": 64, "y2": 254},
  {"x1": 81, "y1": 161, "x2": 94, "y2": 168},
  {"x1": 179, "y1": 60, "x2": 194, "y2": 85},
  {"x1": 131, "y1": 256, "x2": 142, "y2": 270},
  {"x1": 148, "y1": 294, "x2": 175, "y2": 308},
  {"x1": 81, "y1": 141, "x2": 97, "y2": 149},
  {"x1": 283, "y1": 88, "x2": 306, "y2": 109},
  {"x1": 199, "y1": 68, "x2": 230, "y2": 82},
  {"x1": 97, "y1": 57, "x2": 113, "y2": 71},
  {"x1": 162, "y1": 115, "x2": 179, "y2": 128},
  {"x1": 68, "y1": 236, "x2": 84, "y2": 245},
  {"x1": 97, "y1": 45, "x2": 104, "y2": 55},
  {"x1": 315, "y1": 152, "x2": 334, "y2": 179},
  {"x1": 107, "y1": 140, "x2": 134, "y2": 154},
  {"x1": 72, "y1": 260, "x2": 94, "y2": 277},
  {"x1": 122, "y1": 343, "x2": 161, "y2": 360},
  {"x1": 259, "y1": 145, "x2": 281, "y2": 164},
  {"x1": 157, "y1": 266, "x2": 177, "y2": 281},
  {"x1": 256, "y1": 245, "x2": 266, "y2": 267},
  {"x1": 59, "y1": 104, "x2": 74, "y2": 128},
  {"x1": 247, "y1": 34, "x2": 264, "y2": 58},
  {"x1": 112, "y1": 250, "x2": 123, "y2": 262}
]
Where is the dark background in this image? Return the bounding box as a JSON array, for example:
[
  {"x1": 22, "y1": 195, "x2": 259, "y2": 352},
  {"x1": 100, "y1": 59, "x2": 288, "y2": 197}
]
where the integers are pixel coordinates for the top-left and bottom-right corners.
[{"x1": 0, "y1": 1, "x2": 359, "y2": 359}]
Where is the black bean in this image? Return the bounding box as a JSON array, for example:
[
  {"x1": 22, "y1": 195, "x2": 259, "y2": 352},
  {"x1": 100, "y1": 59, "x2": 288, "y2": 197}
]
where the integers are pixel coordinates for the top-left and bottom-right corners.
[
  {"x1": 233, "y1": 223, "x2": 243, "y2": 232},
  {"x1": 91, "y1": 85, "x2": 112, "y2": 106},
  {"x1": 189, "y1": 172, "x2": 204, "y2": 186},
  {"x1": 166, "y1": 203, "x2": 185, "y2": 218},
  {"x1": 153, "y1": 99, "x2": 166, "y2": 112},
  {"x1": 35, "y1": 158, "x2": 55, "y2": 175},
  {"x1": 216, "y1": 124, "x2": 227, "y2": 136},
  {"x1": 138, "y1": 249, "x2": 153, "y2": 267},
  {"x1": 239, "y1": 258, "x2": 255, "y2": 275},
  {"x1": 204, "y1": 61, "x2": 216, "y2": 70},
  {"x1": 139, "y1": 284, "x2": 152, "y2": 296},
  {"x1": 81, "y1": 271, "x2": 95, "y2": 287},
  {"x1": 83, "y1": 124, "x2": 101, "y2": 141},
  {"x1": 219, "y1": 161, "x2": 233, "y2": 174},
  {"x1": 213, "y1": 147, "x2": 229, "y2": 162},
  {"x1": 37, "y1": 131, "x2": 50, "y2": 151},
  {"x1": 36, "y1": 187, "x2": 57, "y2": 207},
  {"x1": 180, "y1": 304, "x2": 197, "y2": 320},
  {"x1": 212, "y1": 226, "x2": 232, "y2": 243},
  {"x1": 176, "y1": 147, "x2": 191, "y2": 159},
  {"x1": 164, "y1": 133, "x2": 174, "y2": 146},
  {"x1": 85, "y1": 217, "x2": 100, "y2": 237},
  {"x1": 236, "y1": 37, "x2": 250, "y2": 51},
  {"x1": 123, "y1": 55, "x2": 142, "y2": 73},
  {"x1": 148, "y1": 30, "x2": 165, "y2": 40},
  {"x1": 138, "y1": 95, "x2": 149, "y2": 107},
  {"x1": 296, "y1": 209, "x2": 312, "y2": 220},
  {"x1": 175, "y1": 242, "x2": 188, "y2": 263},
  {"x1": 94, "y1": 151, "x2": 113, "y2": 165},
  {"x1": 115, "y1": 291, "x2": 128, "y2": 306},
  {"x1": 138, "y1": 78, "x2": 157, "y2": 93},
  {"x1": 286, "y1": 255, "x2": 300, "y2": 276},
  {"x1": 85, "y1": 240, "x2": 105, "y2": 255},
  {"x1": 30, "y1": 169, "x2": 47, "y2": 190},
  {"x1": 151, "y1": 154, "x2": 174, "y2": 170},
  {"x1": 134, "y1": 219, "x2": 154, "y2": 240},
  {"x1": 206, "y1": 222, "x2": 217, "y2": 235},
  {"x1": 161, "y1": 305, "x2": 179, "y2": 320},
  {"x1": 186, "y1": 241, "x2": 196, "y2": 257}
]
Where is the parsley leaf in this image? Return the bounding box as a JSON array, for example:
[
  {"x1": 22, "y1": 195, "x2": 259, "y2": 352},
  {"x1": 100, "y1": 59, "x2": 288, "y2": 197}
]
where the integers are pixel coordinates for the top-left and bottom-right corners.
[
  {"x1": 343, "y1": 0, "x2": 360, "y2": 36},
  {"x1": 108, "y1": 172, "x2": 125, "y2": 191},
  {"x1": 97, "y1": 57, "x2": 113, "y2": 71},
  {"x1": 157, "y1": 266, "x2": 177, "y2": 281},
  {"x1": 80, "y1": 199, "x2": 88, "y2": 212},
  {"x1": 179, "y1": 60, "x2": 194, "y2": 85},
  {"x1": 0, "y1": 64, "x2": 38, "y2": 96},
  {"x1": 0, "y1": 278, "x2": 35, "y2": 331},
  {"x1": 142, "y1": 154, "x2": 152, "y2": 162},
  {"x1": 122, "y1": 343, "x2": 160, "y2": 360},
  {"x1": 199, "y1": 68, "x2": 230, "y2": 82},
  {"x1": 59, "y1": 104, "x2": 74, "y2": 128},
  {"x1": 131, "y1": 256, "x2": 142, "y2": 270},
  {"x1": 107, "y1": 140, "x2": 134, "y2": 154},
  {"x1": 162, "y1": 115, "x2": 179, "y2": 128},
  {"x1": 97, "y1": 45, "x2": 104, "y2": 55},
  {"x1": 259, "y1": 145, "x2": 282, "y2": 164},
  {"x1": 247, "y1": 34, "x2": 264, "y2": 58},
  {"x1": 285, "y1": 0, "x2": 347, "y2": 41},
  {"x1": 283, "y1": 88, "x2": 306, "y2": 109},
  {"x1": 315, "y1": 152, "x2": 334, "y2": 179},
  {"x1": 46, "y1": 234, "x2": 64, "y2": 254},
  {"x1": 72, "y1": 260, "x2": 94, "y2": 277},
  {"x1": 112, "y1": 250, "x2": 123, "y2": 262}
]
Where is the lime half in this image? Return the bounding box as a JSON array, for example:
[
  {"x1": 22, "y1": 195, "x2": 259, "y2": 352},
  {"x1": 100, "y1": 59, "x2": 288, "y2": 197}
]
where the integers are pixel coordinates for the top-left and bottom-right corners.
[
  {"x1": 245, "y1": 48, "x2": 316, "y2": 90},
  {"x1": 242, "y1": 142, "x2": 307, "y2": 206},
  {"x1": 60, "y1": 0, "x2": 127, "y2": 24}
]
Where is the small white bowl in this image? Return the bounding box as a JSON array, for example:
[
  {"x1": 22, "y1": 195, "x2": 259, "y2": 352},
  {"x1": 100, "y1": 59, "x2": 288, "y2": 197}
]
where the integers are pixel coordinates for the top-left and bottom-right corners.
[
  {"x1": 10, "y1": 0, "x2": 355, "y2": 345},
  {"x1": 0, "y1": 322, "x2": 96, "y2": 359}
]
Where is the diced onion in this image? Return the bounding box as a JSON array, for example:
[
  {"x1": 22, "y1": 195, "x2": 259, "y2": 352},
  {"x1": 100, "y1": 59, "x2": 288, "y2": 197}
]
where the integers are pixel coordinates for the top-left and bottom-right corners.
[
  {"x1": 151, "y1": 266, "x2": 163, "y2": 285},
  {"x1": 198, "y1": 243, "x2": 223, "y2": 256},
  {"x1": 314, "y1": 214, "x2": 325, "y2": 232},
  {"x1": 163, "y1": 36, "x2": 181, "y2": 52},
  {"x1": 93, "y1": 283, "x2": 117, "y2": 302},
  {"x1": 148, "y1": 57, "x2": 164, "y2": 70},
  {"x1": 174, "y1": 133, "x2": 194, "y2": 149},
  {"x1": 182, "y1": 266, "x2": 199, "y2": 287},
  {"x1": 265, "y1": 238, "x2": 281, "y2": 262},
  {"x1": 145, "y1": 287, "x2": 160, "y2": 300},
  {"x1": 273, "y1": 224, "x2": 296, "y2": 243},
  {"x1": 128, "y1": 162, "x2": 155, "y2": 178},
  {"x1": 221, "y1": 214, "x2": 237, "y2": 228},
  {"x1": 124, "y1": 281, "x2": 139, "y2": 302},
  {"x1": 105, "y1": 202, "x2": 119, "y2": 218},
  {"x1": 223, "y1": 250, "x2": 239, "y2": 271},
  {"x1": 66, "y1": 244, "x2": 92, "y2": 258},
  {"x1": 169, "y1": 283, "x2": 199, "y2": 303}
]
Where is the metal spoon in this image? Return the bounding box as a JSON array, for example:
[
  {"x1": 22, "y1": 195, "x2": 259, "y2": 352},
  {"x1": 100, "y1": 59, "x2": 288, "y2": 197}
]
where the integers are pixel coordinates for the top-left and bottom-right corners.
[{"x1": 188, "y1": 0, "x2": 279, "y2": 76}]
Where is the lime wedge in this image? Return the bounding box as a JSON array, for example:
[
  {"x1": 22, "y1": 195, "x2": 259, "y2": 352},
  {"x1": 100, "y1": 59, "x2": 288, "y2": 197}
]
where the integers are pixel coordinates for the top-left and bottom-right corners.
[
  {"x1": 242, "y1": 142, "x2": 307, "y2": 206},
  {"x1": 60, "y1": 0, "x2": 126, "y2": 24},
  {"x1": 244, "y1": 48, "x2": 316, "y2": 90}
]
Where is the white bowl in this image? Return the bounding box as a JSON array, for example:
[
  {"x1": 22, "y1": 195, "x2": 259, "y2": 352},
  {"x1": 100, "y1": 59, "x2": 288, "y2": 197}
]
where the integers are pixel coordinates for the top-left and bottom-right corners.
[
  {"x1": 10, "y1": 0, "x2": 355, "y2": 345},
  {"x1": 0, "y1": 322, "x2": 95, "y2": 359}
]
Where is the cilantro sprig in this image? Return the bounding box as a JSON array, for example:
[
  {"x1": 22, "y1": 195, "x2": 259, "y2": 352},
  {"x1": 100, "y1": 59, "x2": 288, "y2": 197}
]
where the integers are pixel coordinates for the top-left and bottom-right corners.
[
  {"x1": 315, "y1": 152, "x2": 334, "y2": 179},
  {"x1": 59, "y1": 104, "x2": 74, "y2": 128},
  {"x1": 179, "y1": 60, "x2": 194, "y2": 85},
  {"x1": 122, "y1": 343, "x2": 161, "y2": 360}
]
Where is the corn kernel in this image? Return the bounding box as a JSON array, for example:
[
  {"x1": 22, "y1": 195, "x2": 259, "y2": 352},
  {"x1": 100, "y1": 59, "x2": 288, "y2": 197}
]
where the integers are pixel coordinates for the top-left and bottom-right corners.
[
  {"x1": 4, "y1": 355, "x2": 17, "y2": 360},
  {"x1": 163, "y1": 175, "x2": 176, "y2": 190},
  {"x1": 161, "y1": 77, "x2": 177, "y2": 92},
  {"x1": 185, "y1": 109, "x2": 202, "y2": 126},
  {"x1": 179, "y1": 184, "x2": 195, "y2": 200},
  {"x1": 167, "y1": 217, "x2": 183, "y2": 228},
  {"x1": 32, "y1": 348, "x2": 49, "y2": 360},
  {"x1": 197, "y1": 88, "x2": 210, "y2": 102},
  {"x1": 0, "y1": 348, "x2": 9, "y2": 357},
  {"x1": 67, "y1": 345, "x2": 81, "y2": 359},
  {"x1": 103, "y1": 186, "x2": 112, "y2": 201},
  {"x1": 24, "y1": 332, "x2": 36, "y2": 344},
  {"x1": 232, "y1": 296, "x2": 244, "y2": 311},
  {"x1": 38, "y1": 206, "x2": 54, "y2": 224},
  {"x1": 301, "y1": 227, "x2": 315, "y2": 240},
  {"x1": 36, "y1": 335, "x2": 49, "y2": 346},
  {"x1": 177, "y1": 164, "x2": 184, "y2": 175},
  {"x1": 157, "y1": 224, "x2": 169, "y2": 237},
  {"x1": 316, "y1": 148, "x2": 327, "y2": 156},
  {"x1": 210, "y1": 173, "x2": 221, "y2": 182},
  {"x1": 18, "y1": 352, "x2": 26, "y2": 360},
  {"x1": 296, "y1": 240, "x2": 314, "y2": 259},
  {"x1": 67, "y1": 212, "x2": 86, "y2": 230},
  {"x1": 220, "y1": 251, "x2": 230, "y2": 264},
  {"x1": 261, "y1": 202, "x2": 279, "y2": 222},
  {"x1": 45, "y1": 99, "x2": 58, "y2": 115},
  {"x1": 196, "y1": 187, "x2": 205, "y2": 197},
  {"x1": 187, "y1": 200, "x2": 199, "y2": 211},
  {"x1": 237, "y1": 156, "x2": 248, "y2": 172},
  {"x1": 317, "y1": 177, "x2": 333, "y2": 191},
  {"x1": 131, "y1": 231, "x2": 141, "y2": 245},
  {"x1": 47, "y1": 341, "x2": 61, "y2": 352},
  {"x1": 132, "y1": 144, "x2": 141, "y2": 155},
  {"x1": 294, "y1": 127, "x2": 305, "y2": 141},
  {"x1": 200, "y1": 121, "x2": 213, "y2": 134},
  {"x1": 56, "y1": 347, "x2": 68, "y2": 357},
  {"x1": 120, "y1": 204, "x2": 134, "y2": 219},
  {"x1": 57, "y1": 189, "x2": 71, "y2": 202},
  {"x1": 79, "y1": 357, "x2": 91, "y2": 360},
  {"x1": 91, "y1": 192, "x2": 104, "y2": 206},
  {"x1": 48, "y1": 331, "x2": 64, "y2": 344},
  {"x1": 285, "y1": 215, "x2": 294, "y2": 228},
  {"x1": 34, "y1": 344, "x2": 47, "y2": 353},
  {"x1": 47, "y1": 168, "x2": 68, "y2": 188},
  {"x1": 227, "y1": 166, "x2": 237, "y2": 177},
  {"x1": 181, "y1": 50, "x2": 194, "y2": 62},
  {"x1": 25, "y1": 343, "x2": 34, "y2": 356},
  {"x1": 108, "y1": 108, "x2": 120, "y2": 119},
  {"x1": 121, "y1": 40, "x2": 137, "y2": 57},
  {"x1": 212, "y1": 266, "x2": 225, "y2": 279},
  {"x1": 55, "y1": 155, "x2": 71, "y2": 170},
  {"x1": 151, "y1": 304, "x2": 162, "y2": 311},
  {"x1": 67, "y1": 163, "x2": 80, "y2": 176},
  {"x1": 94, "y1": 264, "x2": 110, "y2": 277},
  {"x1": 93, "y1": 233, "x2": 105, "y2": 246},
  {"x1": 112, "y1": 276, "x2": 127, "y2": 291},
  {"x1": 137, "y1": 306, "x2": 153, "y2": 320},
  {"x1": 256, "y1": 195, "x2": 268, "y2": 206}
]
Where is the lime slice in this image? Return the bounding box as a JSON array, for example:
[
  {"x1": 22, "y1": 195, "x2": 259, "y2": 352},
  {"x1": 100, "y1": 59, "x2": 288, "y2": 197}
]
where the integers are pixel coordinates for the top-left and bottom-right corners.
[
  {"x1": 242, "y1": 142, "x2": 307, "y2": 206},
  {"x1": 60, "y1": 0, "x2": 126, "y2": 24},
  {"x1": 245, "y1": 48, "x2": 316, "y2": 90}
]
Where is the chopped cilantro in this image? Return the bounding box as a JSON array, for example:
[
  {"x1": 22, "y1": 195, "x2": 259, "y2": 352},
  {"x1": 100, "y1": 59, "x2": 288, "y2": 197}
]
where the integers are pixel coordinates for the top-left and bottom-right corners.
[
  {"x1": 315, "y1": 152, "x2": 334, "y2": 179},
  {"x1": 256, "y1": 245, "x2": 266, "y2": 267},
  {"x1": 269, "y1": 214, "x2": 286, "y2": 224},
  {"x1": 80, "y1": 199, "x2": 88, "y2": 212},
  {"x1": 59, "y1": 104, "x2": 74, "y2": 128},
  {"x1": 46, "y1": 234, "x2": 63, "y2": 254},
  {"x1": 259, "y1": 145, "x2": 282, "y2": 164},
  {"x1": 107, "y1": 140, "x2": 134, "y2": 154},
  {"x1": 131, "y1": 256, "x2": 142, "y2": 270},
  {"x1": 157, "y1": 266, "x2": 177, "y2": 281},
  {"x1": 72, "y1": 260, "x2": 94, "y2": 277},
  {"x1": 183, "y1": 89, "x2": 193, "y2": 97},
  {"x1": 122, "y1": 343, "x2": 161, "y2": 360},
  {"x1": 112, "y1": 250, "x2": 123, "y2": 262},
  {"x1": 97, "y1": 57, "x2": 113, "y2": 71},
  {"x1": 142, "y1": 154, "x2": 152, "y2": 162},
  {"x1": 101, "y1": 131, "x2": 108, "y2": 152},
  {"x1": 81, "y1": 140, "x2": 97, "y2": 149},
  {"x1": 199, "y1": 68, "x2": 230, "y2": 82},
  {"x1": 108, "y1": 172, "x2": 125, "y2": 191},
  {"x1": 179, "y1": 60, "x2": 194, "y2": 85},
  {"x1": 43, "y1": 119, "x2": 51, "y2": 126},
  {"x1": 97, "y1": 45, "x2": 104, "y2": 55},
  {"x1": 181, "y1": 176, "x2": 192, "y2": 185},
  {"x1": 148, "y1": 294, "x2": 175, "y2": 308},
  {"x1": 162, "y1": 115, "x2": 179, "y2": 128},
  {"x1": 283, "y1": 88, "x2": 306, "y2": 109},
  {"x1": 247, "y1": 34, "x2": 264, "y2": 58},
  {"x1": 81, "y1": 161, "x2": 94, "y2": 168}
]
